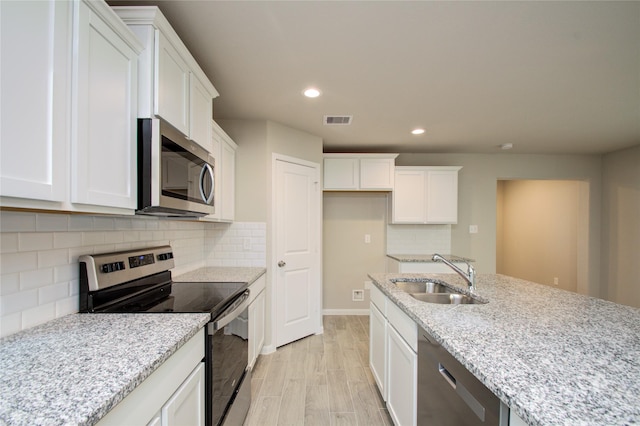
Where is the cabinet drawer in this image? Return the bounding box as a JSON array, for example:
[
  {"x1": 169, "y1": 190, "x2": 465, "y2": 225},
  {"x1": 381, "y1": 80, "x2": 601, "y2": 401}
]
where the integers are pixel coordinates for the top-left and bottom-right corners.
[
  {"x1": 370, "y1": 284, "x2": 387, "y2": 315},
  {"x1": 387, "y1": 301, "x2": 417, "y2": 352}
]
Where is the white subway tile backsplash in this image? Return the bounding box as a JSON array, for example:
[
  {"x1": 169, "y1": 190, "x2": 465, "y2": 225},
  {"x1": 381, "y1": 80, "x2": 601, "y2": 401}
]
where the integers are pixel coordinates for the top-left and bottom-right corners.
[
  {"x1": 1, "y1": 289, "x2": 38, "y2": 315},
  {"x1": 0, "y1": 312, "x2": 21, "y2": 337},
  {"x1": 39, "y1": 282, "x2": 70, "y2": 305},
  {"x1": 0, "y1": 273, "x2": 20, "y2": 296},
  {"x1": 22, "y1": 302, "x2": 55, "y2": 330},
  {"x1": 20, "y1": 268, "x2": 54, "y2": 290},
  {"x1": 1, "y1": 233, "x2": 18, "y2": 253},
  {"x1": 54, "y1": 232, "x2": 83, "y2": 249},
  {"x1": 0, "y1": 210, "x2": 266, "y2": 337},
  {"x1": 56, "y1": 296, "x2": 78, "y2": 317},
  {"x1": 68, "y1": 215, "x2": 94, "y2": 231},
  {"x1": 19, "y1": 232, "x2": 54, "y2": 252},
  {"x1": 1, "y1": 252, "x2": 38, "y2": 275},
  {"x1": 0, "y1": 211, "x2": 37, "y2": 232},
  {"x1": 38, "y1": 249, "x2": 70, "y2": 269},
  {"x1": 36, "y1": 214, "x2": 69, "y2": 232},
  {"x1": 387, "y1": 224, "x2": 452, "y2": 254}
]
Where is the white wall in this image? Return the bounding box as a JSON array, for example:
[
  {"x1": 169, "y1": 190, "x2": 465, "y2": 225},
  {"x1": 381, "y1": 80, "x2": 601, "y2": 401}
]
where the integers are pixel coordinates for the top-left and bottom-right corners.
[
  {"x1": 323, "y1": 193, "x2": 387, "y2": 312},
  {"x1": 601, "y1": 145, "x2": 640, "y2": 308},
  {"x1": 216, "y1": 118, "x2": 324, "y2": 351},
  {"x1": 396, "y1": 152, "x2": 603, "y2": 297},
  {"x1": 497, "y1": 180, "x2": 583, "y2": 293},
  {"x1": 0, "y1": 210, "x2": 265, "y2": 338}
]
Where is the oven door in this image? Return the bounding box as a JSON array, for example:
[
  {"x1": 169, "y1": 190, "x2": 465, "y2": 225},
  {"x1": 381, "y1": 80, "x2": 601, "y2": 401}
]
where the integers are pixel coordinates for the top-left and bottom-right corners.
[{"x1": 207, "y1": 290, "x2": 250, "y2": 426}]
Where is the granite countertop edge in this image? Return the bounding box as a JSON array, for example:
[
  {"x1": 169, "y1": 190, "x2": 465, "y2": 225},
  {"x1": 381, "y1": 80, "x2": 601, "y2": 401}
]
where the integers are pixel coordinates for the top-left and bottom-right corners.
[
  {"x1": 368, "y1": 272, "x2": 640, "y2": 426},
  {"x1": 173, "y1": 266, "x2": 266, "y2": 284},
  {"x1": 387, "y1": 253, "x2": 475, "y2": 263},
  {"x1": 0, "y1": 313, "x2": 210, "y2": 426}
]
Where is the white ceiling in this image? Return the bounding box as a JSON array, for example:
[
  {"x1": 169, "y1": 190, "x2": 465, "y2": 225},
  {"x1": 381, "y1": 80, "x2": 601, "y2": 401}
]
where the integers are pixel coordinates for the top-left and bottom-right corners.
[{"x1": 110, "y1": 1, "x2": 640, "y2": 155}]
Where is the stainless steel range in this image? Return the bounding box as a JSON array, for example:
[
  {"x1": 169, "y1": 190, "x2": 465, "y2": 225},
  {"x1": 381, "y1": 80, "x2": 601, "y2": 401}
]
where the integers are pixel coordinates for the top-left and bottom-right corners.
[{"x1": 79, "y1": 245, "x2": 250, "y2": 426}]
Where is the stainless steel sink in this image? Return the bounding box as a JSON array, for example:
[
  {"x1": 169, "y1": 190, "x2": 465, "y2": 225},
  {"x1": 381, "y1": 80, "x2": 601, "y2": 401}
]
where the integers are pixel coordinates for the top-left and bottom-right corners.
[
  {"x1": 393, "y1": 281, "x2": 452, "y2": 294},
  {"x1": 392, "y1": 280, "x2": 487, "y2": 304},
  {"x1": 409, "y1": 292, "x2": 484, "y2": 305}
]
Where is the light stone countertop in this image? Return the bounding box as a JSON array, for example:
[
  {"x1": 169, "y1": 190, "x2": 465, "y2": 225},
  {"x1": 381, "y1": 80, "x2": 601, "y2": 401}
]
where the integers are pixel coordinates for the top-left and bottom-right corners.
[
  {"x1": 0, "y1": 313, "x2": 210, "y2": 426},
  {"x1": 368, "y1": 272, "x2": 640, "y2": 426},
  {"x1": 173, "y1": 266, "x2": 266, "y2": 284},
  {"x1": 387, "y1": 253, "x2": 475, "y2": 263}
]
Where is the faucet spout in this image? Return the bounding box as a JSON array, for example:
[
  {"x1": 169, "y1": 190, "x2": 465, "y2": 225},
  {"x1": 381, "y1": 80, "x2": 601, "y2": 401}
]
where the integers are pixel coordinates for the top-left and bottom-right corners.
[{"x1": 432, "y1": 254, "x2": 476, "y2": 293}]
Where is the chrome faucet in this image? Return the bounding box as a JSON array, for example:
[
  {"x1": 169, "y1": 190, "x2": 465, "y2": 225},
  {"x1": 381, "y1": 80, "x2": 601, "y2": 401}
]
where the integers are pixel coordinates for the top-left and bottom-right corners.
[{"x1": 432, "y1": 254, "x2": 476, "y2": 293}]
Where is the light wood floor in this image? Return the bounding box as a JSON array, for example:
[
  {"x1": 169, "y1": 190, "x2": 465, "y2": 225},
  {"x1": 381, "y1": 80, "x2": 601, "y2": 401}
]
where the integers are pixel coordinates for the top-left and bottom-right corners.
[{"x1": 244, "y1": 315, "x2": 393, "y2": 426}]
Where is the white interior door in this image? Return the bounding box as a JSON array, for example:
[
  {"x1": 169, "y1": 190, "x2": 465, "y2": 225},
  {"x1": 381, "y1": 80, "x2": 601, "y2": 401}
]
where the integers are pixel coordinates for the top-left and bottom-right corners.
[{"x1": 274, "y1": 156, "x2": 321, "y2": 347}]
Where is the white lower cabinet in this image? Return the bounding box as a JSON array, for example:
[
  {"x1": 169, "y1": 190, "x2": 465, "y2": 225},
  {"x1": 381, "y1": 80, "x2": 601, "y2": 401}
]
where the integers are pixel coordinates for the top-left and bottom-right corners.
[
  {"x1": 161, "y1": 363, "x2": 205, "y2": 426},
  {"x1": 387, "y1": 325, "x2": 417, "y2": 426},
  {"x1": 248, "y1": 275, "x2": 266, "y2": 369},
  {"x1": 98, "y1": 329, "x2": 205, "y2": 426},
  {"x1": 369, "y1": 302, "x2": 388, "y2": 400},
  {"x1": 369, "y1": 285, "x2": 417, "y2": 426}
]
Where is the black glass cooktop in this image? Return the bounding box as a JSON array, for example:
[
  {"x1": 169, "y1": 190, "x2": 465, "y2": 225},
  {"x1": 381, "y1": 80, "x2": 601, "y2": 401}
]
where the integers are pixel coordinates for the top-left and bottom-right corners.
[{"x1": 144, "y1": 281, "x2": 247, "y2": 315}]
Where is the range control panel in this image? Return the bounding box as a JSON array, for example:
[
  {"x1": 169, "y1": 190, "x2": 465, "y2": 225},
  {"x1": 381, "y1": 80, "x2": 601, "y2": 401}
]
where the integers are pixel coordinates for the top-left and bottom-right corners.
[{"x1": 79, "y1": 246, "x2": 175, "y2": 291}]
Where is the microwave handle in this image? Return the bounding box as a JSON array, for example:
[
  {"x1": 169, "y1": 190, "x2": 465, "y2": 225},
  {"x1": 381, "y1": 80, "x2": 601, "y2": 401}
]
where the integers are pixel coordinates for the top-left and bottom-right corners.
[{"x1": 199, "y1": 163, "x2": 215, "y2": 204}]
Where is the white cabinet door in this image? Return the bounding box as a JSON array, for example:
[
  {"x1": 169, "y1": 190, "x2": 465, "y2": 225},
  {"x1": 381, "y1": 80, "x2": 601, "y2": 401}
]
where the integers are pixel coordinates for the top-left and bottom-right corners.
[
  {"x1": 425, "y1": 169, "x2": 459, "y2": 224},
  {"x1": 249, "y1": 289, "x2": 266, "y2": 369},
  {"x1": 189, "y1": 73, "x2": 213, "y2": 152},
  {"x1": 72, "y1": 0, "x2": 138, "y2": 209},
  {"x1": 220, "y1": 139, "x2": 236, "y2": 221},
  {"x1": 0, "y1": 0, "x2": 71, "y2": 203},
  {"x1": 360, "y1": 158, "x2": 395, "y2": 190},
  {"x1": 155, "y1": 31, "x2": 190, "y2": 136},
  {"x1": 392, "y1": 166, "x2": 461, "y2": 224},
  {"x1": 323, "y1": 158, "x2": 359, "y2": 190},
  {"x1": 392, "y1": 170, "x2": 426, "y2": 223},
  {"x1": 369, "y1": 302, "x2": 387, "y2": 401},
  {"x1": 387, "y1": 324, "x2": 417, "y2": 426},
  {"x1": 162, "y1": 362, "x2": 205, "y2": 426}
]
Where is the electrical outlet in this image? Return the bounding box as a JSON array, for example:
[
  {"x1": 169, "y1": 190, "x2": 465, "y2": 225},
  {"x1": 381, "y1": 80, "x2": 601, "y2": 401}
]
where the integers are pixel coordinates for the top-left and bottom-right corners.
[
  {"x1": 469, "y1": 225, "x2": 478, "y2": 234},
  {"x1": 553, "y1": 277, "x2": 559, "y2": 286},
  {"x1": 352, "y1": 289, "x2": 365, "y2": 301},
  {"x1": 243, "y1": 238, "x2": 251, "y2": 250},
  {"x1": 364, "y1": 234, "x2": 371, "y2": 244}
]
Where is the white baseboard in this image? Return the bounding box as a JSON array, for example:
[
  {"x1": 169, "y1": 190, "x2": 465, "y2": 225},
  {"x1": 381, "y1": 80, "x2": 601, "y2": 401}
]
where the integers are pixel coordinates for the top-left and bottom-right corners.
[
  {"x1": 322, "y1": 309, "x2": 369, "y2": 316},
  {"x1": 260, "y1": 344, "x2": 276, "y2": 355}
]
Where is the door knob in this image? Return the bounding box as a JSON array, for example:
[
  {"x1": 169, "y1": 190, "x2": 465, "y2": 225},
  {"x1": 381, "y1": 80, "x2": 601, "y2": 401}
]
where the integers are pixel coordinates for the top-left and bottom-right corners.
[{"x1": 278, "y1": 261, "x2": 286, "y2": 268}]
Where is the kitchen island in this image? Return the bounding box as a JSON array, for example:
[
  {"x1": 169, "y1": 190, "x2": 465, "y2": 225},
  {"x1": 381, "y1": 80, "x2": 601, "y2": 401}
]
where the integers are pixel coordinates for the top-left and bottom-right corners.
[
  {"x1": 368, "y1": 273, "x2": 640, "y2": 425},
  {"x1": 0, "y1": 313, "x2": 209, "y2": 425}
]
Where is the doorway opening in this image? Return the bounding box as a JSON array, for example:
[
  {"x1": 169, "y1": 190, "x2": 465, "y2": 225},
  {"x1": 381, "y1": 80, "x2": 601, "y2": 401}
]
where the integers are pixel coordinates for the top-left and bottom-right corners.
[{"x1": 496, "y1": 179, "x2": 590, "y2": 294}]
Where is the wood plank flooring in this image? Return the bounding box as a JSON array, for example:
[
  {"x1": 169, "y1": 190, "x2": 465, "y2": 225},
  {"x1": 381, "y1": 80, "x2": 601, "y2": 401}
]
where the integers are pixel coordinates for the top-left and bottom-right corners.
[{"x1": 244, "y1": 315, "x2": 393, "y2": 426}]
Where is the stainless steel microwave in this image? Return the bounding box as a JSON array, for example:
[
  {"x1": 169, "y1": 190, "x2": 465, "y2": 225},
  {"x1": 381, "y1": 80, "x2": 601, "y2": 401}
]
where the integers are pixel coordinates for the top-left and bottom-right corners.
[{"x1": 137, "y1": 118, "x2": 215, "y2": 217}]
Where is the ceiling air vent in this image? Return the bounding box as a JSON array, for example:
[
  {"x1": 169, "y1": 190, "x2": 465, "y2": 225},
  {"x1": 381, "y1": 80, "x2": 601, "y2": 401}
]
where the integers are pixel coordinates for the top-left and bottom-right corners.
[{"x1": 323, "y1": 115, "x2": 353, "y2": 125}]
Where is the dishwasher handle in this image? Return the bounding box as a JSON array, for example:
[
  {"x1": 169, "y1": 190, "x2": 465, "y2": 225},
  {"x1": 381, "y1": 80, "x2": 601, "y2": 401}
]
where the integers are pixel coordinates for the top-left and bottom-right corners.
[{"x1": 438, "y1": 362, "x2": 486, "y2": 422}]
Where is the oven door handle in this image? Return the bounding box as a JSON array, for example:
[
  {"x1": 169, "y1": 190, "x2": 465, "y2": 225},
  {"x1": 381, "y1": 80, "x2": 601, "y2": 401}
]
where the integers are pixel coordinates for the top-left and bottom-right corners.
[{"x1": 210, "y1": 290, "x2": 250, "y2": 332}]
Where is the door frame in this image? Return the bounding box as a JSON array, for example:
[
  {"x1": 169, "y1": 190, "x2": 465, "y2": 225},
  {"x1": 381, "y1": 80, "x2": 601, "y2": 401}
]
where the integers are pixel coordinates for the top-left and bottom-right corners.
[{"x1": 268, "y1": 153, "x2": 323, "y2": 351}]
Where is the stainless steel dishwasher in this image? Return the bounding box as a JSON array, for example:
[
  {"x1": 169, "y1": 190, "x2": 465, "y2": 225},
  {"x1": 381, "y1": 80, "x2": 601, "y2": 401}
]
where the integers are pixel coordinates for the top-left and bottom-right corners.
[{"x1": 418, "y1": 328, "x2": 508, "y2": 425}]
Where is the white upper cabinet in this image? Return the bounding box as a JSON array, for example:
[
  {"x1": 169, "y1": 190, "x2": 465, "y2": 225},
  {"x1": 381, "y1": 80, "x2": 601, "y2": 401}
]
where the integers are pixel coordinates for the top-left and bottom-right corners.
[
  {"x1": 1, "y1": 0, "x2": 71, "y2": 204},
  {"x1": 112, "y1": 6, "x2": 219, "y2": 151},
  {"x1": 156, "y1": 30, "x2": 190, "y2": 135},
  {"x1": 203, "y1": 120, "x2": 236, "y2": 222},
  {"x1": 1, "y1": 0, "x2": 143, "y2": 214},
  {"x1": 323, "y1": 154, "x2": 398, "y2": 191},
  {"x1": 72, "y1": 0, "x2": 141, "y2": 210},
  {"x1": 391, "y1": 166, "x2": 462, "y2": 224}
]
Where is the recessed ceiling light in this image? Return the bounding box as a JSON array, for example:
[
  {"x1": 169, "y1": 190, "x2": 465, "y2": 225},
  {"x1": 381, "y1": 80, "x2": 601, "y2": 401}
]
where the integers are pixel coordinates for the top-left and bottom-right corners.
[
  {"x1": 411, "y1": 128, "x2": 425, "y2": 135},
  {"x1": 303, "y1": 88, "x2": 321, "y2": 98}
]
